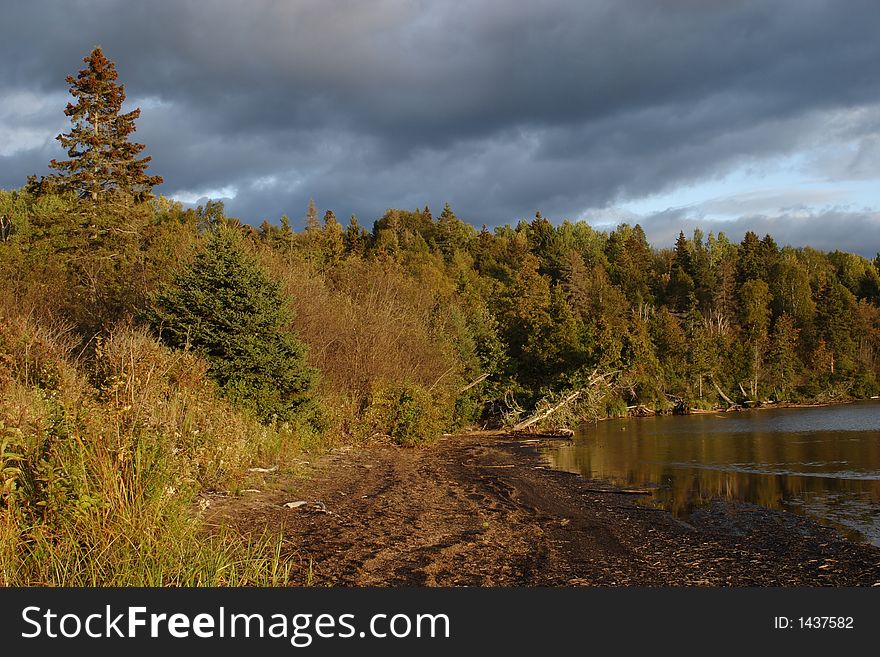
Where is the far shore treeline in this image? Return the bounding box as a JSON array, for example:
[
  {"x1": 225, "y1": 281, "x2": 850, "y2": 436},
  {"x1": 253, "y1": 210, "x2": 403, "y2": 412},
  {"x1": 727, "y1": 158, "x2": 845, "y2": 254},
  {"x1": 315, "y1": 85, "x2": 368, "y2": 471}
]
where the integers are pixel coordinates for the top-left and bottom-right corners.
[{"x1": 1, "y1": 47, "x2": 879, "y2": 585}]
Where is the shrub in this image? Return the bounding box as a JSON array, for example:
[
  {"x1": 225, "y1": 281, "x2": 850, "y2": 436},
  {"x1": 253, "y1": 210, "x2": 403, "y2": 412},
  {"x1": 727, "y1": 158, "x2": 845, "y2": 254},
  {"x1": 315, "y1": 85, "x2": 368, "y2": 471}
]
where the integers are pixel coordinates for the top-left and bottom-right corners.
[{"x1": 360, "y1": 381, "x2": 448, "y2": 446}]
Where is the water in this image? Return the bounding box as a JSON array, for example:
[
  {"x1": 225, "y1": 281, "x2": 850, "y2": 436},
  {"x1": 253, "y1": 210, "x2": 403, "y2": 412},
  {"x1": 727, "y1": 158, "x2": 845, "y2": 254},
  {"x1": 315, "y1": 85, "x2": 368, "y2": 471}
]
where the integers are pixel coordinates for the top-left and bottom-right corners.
[{"x1": 543, "y1": 401, "x2": 880, "y2": 545}]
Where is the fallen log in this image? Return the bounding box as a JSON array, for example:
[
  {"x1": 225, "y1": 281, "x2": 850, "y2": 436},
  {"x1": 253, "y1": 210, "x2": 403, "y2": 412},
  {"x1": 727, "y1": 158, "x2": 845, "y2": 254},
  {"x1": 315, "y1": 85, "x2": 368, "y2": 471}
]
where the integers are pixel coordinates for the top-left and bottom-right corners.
[
  {"x1": 511, "y1": 370, "x2": 616, "y2": 432},
  {"x1": 513, "y1": 390, "x2": 581, "y2": 431}
]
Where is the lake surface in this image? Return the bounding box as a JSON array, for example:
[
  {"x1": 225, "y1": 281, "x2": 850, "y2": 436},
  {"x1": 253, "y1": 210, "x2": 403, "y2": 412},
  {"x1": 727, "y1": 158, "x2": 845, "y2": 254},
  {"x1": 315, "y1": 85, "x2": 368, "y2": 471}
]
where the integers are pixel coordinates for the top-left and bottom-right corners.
[{"x1": 543, "y1": 401, "x2": 880, "y2": 545}]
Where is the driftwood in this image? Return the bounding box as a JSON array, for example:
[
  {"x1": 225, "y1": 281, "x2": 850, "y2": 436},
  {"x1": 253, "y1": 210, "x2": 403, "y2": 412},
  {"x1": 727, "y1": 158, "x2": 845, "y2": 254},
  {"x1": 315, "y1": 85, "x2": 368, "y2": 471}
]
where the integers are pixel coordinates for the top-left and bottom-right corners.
[
  {"x1": 582, "y1": 487, "x2": 652, "y2": 495},
  {"x1": 664, "y1": 393, "x2": 690, "y2": 415},
  {"x1": 627, "y1": 404, "x2": 655, "y2": 417}
]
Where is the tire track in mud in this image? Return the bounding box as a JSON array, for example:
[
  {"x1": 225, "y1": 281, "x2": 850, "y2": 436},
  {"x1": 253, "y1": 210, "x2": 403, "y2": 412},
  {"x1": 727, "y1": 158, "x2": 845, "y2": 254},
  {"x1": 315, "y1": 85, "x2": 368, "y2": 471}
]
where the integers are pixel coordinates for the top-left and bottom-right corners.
[{"x1": 207, "y1": 434, "x2": 880, "y2": 587}]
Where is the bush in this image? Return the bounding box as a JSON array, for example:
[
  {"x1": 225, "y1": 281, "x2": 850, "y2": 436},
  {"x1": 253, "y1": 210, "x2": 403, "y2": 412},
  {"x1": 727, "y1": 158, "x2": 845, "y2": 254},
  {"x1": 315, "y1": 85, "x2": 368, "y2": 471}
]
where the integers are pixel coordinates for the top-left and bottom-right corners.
[
  {"x1": 360, "y1": 381, "x2": 448, "y2": 446},
  {"x1": 849, "y1": 369, "x2": 878, "y2": 398}
]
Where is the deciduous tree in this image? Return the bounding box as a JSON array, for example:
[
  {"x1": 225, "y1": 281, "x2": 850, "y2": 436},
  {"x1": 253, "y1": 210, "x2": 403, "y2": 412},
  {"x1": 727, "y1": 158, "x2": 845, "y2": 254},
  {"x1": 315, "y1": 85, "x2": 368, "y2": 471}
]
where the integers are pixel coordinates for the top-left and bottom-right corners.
[{"x1": 739, "y1": 279, "x2": 772, "y2": 398}]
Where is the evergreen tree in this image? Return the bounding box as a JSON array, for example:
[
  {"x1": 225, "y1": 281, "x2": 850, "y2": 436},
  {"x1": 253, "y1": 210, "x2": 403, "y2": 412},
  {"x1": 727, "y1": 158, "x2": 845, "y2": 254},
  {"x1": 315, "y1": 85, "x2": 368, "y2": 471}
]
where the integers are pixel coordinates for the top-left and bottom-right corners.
[
  {"x1": 618, "y1": 224, "x2": 655, "y2": 308},
  {"x1": 146, "y1": 228, "x2": 319, "y2": 425},
  {"x1": 667, "y1": 232, "x2": 696, "y2": 313},
  {"x1": 650, "y1": 307, "x2": 689, "y2": 388},
  {"x1": 321, "y1": 209, "x2": 345, "y2": 266},
  {"x1": 690, "y1": 229, "x2": 714, "y2": 312},
  {"x1": 760, "y1": 234, "x2": 780, "y2": 272},
  {"x1": 815, "y1": 281, "x2": 858, "y2": 374},
  {"x1": 434, "y1": 203, "x2": 472, "y2": 261},
  {"x1": 344, "y1": 214, "x2": 367, "y2": 255},
  {"x1": 526, "y1": 213, "x2": 566, "y2": 281},
  {"x1": 737, "y1": 231, "x2": 764, "y2": 285},
  {"x1": 46, "y1": 47, "x2": 162, "y2": 201},
  {"x1": 305, "y1": 198, "x2": 319, "y2": 231}
]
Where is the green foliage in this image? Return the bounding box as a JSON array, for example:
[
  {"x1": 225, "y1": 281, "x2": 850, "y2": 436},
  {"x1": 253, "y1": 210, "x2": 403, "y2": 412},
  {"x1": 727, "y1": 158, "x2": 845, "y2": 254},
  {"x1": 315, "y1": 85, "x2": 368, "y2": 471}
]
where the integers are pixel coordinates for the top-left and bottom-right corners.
[
  {"x1": 146, "y1": 228, "x2": 319, "y2": 425},
  {"x1": 666, "y1": 231, "x2": 696, "y2": 312},
  {"x1": 739, "y1": 279, "x2": 772, "y2": 338},
  {"x1": 361, "y1": 381, "x2": 447, "y2": 446},
  {"x1": 766, "y1": 314, "x2": 801, "y2": 399},
  {"x1": 0, "y1": 422, "x2": 25, "y2": 508}
]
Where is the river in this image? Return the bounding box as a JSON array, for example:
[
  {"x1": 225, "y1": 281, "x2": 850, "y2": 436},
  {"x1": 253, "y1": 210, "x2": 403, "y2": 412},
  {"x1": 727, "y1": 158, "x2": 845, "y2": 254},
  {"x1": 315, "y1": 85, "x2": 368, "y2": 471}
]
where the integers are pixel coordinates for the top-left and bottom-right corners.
[{"x1": 543, "y1": 401, "x2": 880, "y2": 545}]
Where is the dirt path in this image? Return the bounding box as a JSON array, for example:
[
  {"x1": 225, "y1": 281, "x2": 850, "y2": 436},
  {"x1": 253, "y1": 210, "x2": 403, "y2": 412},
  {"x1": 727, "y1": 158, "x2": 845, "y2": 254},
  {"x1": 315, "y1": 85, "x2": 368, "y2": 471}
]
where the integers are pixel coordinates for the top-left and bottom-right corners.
[{"x1": 207, "y1": 433, "x2": 880, "y2": 586}]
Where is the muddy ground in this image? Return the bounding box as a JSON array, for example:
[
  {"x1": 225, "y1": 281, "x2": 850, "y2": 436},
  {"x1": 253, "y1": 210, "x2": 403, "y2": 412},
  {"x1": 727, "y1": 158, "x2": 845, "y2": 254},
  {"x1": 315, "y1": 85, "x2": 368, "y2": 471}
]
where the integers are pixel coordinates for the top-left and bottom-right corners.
[{"x1": 206, "y1": 432, "x2": 880, "y2": 586}]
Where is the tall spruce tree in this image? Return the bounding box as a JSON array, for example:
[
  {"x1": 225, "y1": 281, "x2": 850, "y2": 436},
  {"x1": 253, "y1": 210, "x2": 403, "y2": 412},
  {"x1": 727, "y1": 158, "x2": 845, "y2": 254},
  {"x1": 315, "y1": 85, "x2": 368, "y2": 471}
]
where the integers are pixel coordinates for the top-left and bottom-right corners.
[
  {"x1": 47, "y1": 47, "x2": 162, "y2": 201},
  {"x1": 146, "y1": 228, "x2": 319, "y2": 425}
]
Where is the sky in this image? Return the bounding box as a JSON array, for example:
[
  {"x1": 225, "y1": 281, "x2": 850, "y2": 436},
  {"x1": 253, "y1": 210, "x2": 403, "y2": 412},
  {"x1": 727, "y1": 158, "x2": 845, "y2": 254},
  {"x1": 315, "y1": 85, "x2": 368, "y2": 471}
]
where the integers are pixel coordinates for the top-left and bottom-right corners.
[{"x1": 2, "y1": 0, "x2": 880, "y2": 256}]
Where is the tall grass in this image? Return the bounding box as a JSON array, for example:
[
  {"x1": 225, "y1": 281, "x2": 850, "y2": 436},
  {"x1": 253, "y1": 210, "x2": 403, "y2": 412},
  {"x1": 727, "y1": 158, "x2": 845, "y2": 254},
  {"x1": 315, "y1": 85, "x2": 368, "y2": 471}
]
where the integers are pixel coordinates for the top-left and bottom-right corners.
[{"x1": 0, "y1": 309, "x2": 304, "y2": 586}]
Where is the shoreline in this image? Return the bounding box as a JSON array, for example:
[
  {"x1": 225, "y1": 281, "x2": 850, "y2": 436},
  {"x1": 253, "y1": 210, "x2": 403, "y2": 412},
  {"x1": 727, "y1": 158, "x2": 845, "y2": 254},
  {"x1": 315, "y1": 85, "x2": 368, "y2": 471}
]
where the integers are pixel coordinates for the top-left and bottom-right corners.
[
  {"x1": 603, "y1": 395, "x2": 880, "y2": 421},
  {"x1": 209, "y1": 432, "x2": 880, "y2": 586}
]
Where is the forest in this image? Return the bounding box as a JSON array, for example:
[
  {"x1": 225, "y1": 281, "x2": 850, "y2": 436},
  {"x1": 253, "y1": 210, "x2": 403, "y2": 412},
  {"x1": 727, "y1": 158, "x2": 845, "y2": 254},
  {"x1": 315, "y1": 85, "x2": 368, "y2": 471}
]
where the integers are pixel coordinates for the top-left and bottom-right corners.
[{"x1": 2, "y1": 48, "x2": 879, "y2": 584}]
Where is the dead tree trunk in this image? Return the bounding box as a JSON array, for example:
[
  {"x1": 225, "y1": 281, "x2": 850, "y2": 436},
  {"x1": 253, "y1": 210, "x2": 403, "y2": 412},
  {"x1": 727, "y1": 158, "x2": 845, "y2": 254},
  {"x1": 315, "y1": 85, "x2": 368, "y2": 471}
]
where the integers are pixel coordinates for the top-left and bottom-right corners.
[
  {"x1": 711, "y1": 376, "x2": 735, "y2": 408},
  {"x1": 459, "y1": 373, "x2": 489, "y2": 393},
  {"x1": 512, "y1": 390, "x2": 582, "y2": 432},
  {"x1": 512, "y1": 370, "x2": 614, "y2": 431}
]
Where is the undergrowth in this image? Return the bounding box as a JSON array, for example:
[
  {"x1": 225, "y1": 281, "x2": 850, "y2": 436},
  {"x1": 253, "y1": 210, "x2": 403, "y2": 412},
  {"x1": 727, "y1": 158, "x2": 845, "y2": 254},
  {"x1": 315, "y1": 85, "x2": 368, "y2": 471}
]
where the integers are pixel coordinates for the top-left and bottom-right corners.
[{"x1": 0, "y1": 313, "x2": 307, "y2": 586}]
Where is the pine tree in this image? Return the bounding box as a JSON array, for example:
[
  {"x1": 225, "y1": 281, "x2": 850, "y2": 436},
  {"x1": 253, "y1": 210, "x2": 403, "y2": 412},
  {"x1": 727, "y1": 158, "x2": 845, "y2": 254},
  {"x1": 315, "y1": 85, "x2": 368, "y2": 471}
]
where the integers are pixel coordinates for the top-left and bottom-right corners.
[
  {"x1": 737, "y1": 231, "x2": 764, "y2": 285},
  {"x1": 305, "y1": 198, "x2": 319, "y2": 231},
  {"x1": 146, "y1": 227, "x2": 319, "y2": 425},
  {"x1": 321, "y1": 209, "x2": 344, "y2": 266},
  {"x1": 47, "y1": 47, "x2": 162, "y2": 201},
  {"x1": 344, "y1": 214, "x2": 366, "y2": 255},
  {"x1": 617, "y1": 224, "x2": 654, "y2": 308},
  {"x1": 667, "y1": 231, "x2": 696, "y2": 313},
  {"x1": 434, "y1": 202, "x2": 473, "y2": 261}
]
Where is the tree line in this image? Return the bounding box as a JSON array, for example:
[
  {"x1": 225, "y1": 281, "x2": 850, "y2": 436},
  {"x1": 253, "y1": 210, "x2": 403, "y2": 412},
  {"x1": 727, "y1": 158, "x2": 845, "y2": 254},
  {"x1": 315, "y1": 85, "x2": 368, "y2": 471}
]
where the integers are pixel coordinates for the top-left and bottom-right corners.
[
  {"x1": 4, "y1": 48, "x2": 880, "y2": 440},
  {"x1": 258, "y1": 202, "x2": 880, "y2": 418}
]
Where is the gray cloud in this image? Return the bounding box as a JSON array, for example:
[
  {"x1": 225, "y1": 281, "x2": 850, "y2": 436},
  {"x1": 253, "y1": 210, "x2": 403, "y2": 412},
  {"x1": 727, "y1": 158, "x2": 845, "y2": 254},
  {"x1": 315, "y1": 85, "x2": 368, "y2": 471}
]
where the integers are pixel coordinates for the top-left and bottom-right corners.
[
  {"x1": 2, "y1": 0, "x2": 880, "y2": 247},
  {"x1": 628, "y1": 207, "x2": 880, "y2": 258}
]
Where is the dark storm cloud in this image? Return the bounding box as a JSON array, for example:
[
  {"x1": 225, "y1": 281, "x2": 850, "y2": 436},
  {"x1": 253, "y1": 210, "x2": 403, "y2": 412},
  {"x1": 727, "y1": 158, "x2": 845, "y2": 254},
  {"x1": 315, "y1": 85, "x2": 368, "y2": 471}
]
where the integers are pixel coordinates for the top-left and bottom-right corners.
[
  {"x1": 2, "y1": 0, "x2": 880, "y2": 245},
  {"x1": 633, "y1": 208, "x2": 880, "y2": 258}
]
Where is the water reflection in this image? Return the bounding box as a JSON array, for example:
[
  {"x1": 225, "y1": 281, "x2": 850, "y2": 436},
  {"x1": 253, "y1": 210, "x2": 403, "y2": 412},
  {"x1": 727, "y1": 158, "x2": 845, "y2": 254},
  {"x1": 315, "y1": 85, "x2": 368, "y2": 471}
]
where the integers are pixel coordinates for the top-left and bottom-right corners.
[{"x1": 543, "y1": 402, "x2": 880, "y2": 545}]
